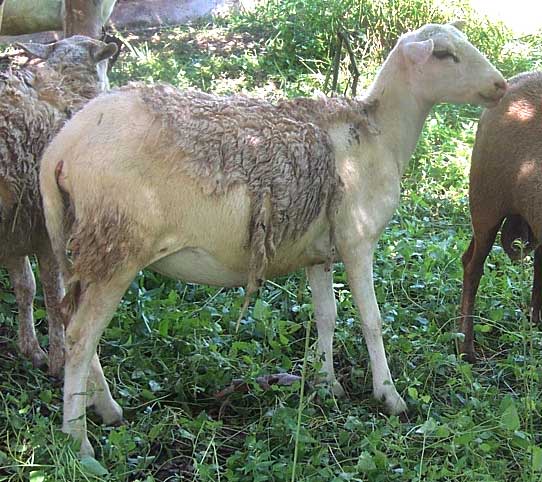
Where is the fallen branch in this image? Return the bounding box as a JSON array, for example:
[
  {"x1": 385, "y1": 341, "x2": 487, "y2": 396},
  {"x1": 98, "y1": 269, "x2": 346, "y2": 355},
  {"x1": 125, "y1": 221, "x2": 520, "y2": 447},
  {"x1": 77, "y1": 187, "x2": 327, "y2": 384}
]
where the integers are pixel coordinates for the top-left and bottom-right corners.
[{"x1": 214, "y1": 373, "x2": 302, "y2": 399}]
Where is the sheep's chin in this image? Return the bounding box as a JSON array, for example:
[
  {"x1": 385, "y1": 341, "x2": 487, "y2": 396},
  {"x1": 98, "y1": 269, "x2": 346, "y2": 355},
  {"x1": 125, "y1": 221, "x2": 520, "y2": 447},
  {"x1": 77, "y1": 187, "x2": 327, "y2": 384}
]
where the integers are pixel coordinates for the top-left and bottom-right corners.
[{"x1": 478, "y1": 92, "x2": 503, "y2": 108}]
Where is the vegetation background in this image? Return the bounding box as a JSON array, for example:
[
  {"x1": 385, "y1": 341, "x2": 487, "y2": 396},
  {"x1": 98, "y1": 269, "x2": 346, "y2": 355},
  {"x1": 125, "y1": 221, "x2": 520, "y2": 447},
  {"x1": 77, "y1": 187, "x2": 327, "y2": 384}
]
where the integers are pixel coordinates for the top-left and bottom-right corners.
[{"x1": 1, "y1": 0, "x2": 542, "y2": 480}]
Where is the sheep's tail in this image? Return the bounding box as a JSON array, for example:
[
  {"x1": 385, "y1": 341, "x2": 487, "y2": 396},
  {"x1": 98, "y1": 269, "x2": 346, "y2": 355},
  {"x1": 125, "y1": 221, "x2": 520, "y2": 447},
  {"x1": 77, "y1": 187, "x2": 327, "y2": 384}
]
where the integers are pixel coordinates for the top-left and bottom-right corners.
[
  {"x1": 501, "y1": 215, "x2": 534, "y2": 261},
  {"x1": 40, "y1": 158, "x2": 80, "y2": 323}
]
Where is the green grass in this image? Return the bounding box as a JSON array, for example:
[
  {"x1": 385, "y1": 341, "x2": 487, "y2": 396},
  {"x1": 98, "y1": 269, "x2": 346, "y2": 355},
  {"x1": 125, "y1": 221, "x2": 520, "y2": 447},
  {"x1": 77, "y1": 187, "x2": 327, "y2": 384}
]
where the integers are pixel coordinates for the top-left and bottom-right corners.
[{"x1": 2, "y1": 1, "x2": 542, "y2": 480}]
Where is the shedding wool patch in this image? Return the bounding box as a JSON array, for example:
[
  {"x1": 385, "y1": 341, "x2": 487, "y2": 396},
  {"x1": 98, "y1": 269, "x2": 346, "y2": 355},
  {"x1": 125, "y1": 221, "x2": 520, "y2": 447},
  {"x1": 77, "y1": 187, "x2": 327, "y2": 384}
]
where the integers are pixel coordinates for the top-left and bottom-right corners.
[{"x1": 132, "y1": 83, "x2": 379, "y2": 294}]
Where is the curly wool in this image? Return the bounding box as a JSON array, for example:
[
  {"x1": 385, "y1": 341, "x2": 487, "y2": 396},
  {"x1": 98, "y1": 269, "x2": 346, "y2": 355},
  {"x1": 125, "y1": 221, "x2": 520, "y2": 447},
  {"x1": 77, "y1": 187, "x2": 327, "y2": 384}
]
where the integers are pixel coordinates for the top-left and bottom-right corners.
[
  {"x1": 0, "y1": 50, "x2": 100, "y2": 259},
  {"x1": 132, "y1": 84, "x2": 379, "y2": 292}
]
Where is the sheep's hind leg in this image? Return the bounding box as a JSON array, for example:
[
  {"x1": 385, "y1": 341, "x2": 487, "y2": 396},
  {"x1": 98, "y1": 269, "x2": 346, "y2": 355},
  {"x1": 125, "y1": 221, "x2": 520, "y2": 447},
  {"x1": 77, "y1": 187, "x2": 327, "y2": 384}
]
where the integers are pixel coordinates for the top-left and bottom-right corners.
[
  {"x1": 6, "y1": 256, "x2": 47, "y2": 368},
  {"x1": 307, "y1": 264, "x2": 344, "y2": 397},
  {"x1": 87, "y1": 352, "x2": 123, "y2": 425},
  {"x1": 340, "y1": 243, "x2": 407, "y2": 415},
  {"x1": 459, "y1": 226, "x2": 499, "y2": 362},
  {"x1": 531, "y1": 245, "x2": 542, "y2": 324},
  {"x1": 63, "y1": 269, "x2": 135, "y2": 457},
  {"x1": 37, "y1": 246, "x2": 65, "y2": 378}
]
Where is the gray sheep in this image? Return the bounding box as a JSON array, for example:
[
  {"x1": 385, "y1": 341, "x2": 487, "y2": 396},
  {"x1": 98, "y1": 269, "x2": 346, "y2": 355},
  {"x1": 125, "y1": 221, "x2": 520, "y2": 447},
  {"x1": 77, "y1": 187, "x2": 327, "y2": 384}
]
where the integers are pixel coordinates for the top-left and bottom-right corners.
[{"x1": 0, "y1": 35, "x2": 116, "y2": 376}]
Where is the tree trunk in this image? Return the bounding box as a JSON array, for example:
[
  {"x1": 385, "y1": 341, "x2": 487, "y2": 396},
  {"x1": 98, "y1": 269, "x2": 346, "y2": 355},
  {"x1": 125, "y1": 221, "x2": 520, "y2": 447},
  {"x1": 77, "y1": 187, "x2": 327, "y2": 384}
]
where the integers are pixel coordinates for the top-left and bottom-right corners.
[
  {"x1": 63, "y1": 0, "x2": 117, "y2": 38},
  {"x1": 0, "y1": 2, "x2": 4, "y2": 35}
]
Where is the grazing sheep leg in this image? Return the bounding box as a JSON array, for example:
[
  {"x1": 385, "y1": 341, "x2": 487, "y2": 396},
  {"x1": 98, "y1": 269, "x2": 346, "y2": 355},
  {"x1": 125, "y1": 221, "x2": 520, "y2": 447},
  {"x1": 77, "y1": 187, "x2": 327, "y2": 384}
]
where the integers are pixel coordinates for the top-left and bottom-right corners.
[
  {"x1": 459, "y1": 225, "x2": 500, "y2": 361},
  {"x1": 306, "y1": 264, "x2": 344, "y2": 397},
  {"x1": 63, "y1": 272, "x2": 134, "y2": 457},
  {"x1": 6, "y1": 256, "x2": 47, "y2": 367},
  {"x1": 37, "y1": 246, "x2": 65, "y2": 378},
  {"x1": 340, "y1": 243, "x2": 407, "y2": 415},
  {"x1": 531, "y1": 246, "x2": 542, "y2": 324}
]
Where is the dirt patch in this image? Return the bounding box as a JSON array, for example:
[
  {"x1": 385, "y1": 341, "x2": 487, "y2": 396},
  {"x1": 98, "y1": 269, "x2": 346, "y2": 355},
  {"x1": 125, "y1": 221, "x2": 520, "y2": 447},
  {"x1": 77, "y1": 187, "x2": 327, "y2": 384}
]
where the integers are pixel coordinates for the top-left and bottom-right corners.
[{"x1": 111, "y1": 0, "x2": 239, "y2": 31}]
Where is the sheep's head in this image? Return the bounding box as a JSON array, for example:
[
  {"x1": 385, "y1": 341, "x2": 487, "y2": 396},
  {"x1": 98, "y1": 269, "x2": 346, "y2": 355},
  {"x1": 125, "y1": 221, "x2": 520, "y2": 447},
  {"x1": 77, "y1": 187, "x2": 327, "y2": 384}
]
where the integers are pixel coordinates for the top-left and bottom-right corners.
[
  {"x1": 16, "y1": 35, "x2": 118, "y2": 92},
  {"x1": 397, "y1": 22, "x2": 506, "y2": 107}
]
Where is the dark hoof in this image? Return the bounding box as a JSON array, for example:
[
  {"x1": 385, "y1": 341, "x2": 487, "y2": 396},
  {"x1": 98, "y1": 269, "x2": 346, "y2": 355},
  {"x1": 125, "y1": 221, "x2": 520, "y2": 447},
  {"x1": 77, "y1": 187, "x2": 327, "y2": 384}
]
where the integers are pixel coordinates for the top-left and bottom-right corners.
[
  {"x1": 460, "y1": 351, "x2": 477, "y2": 364},
  {"x1": 109, "y1": 417, "x2": 128, "y2": 427},
  {"x1": 398, "y1": 410, "x2": 410, "y2": 423},
  {"x1": 47, "y1": 365, "x2": 64, "y2": 380}
]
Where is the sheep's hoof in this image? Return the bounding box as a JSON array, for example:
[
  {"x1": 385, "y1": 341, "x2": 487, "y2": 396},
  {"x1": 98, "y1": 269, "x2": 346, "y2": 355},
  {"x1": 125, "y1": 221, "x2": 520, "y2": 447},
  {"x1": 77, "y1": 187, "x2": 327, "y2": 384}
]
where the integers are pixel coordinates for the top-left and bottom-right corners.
[
  {"x1": 79, "y1": 438, "x2": 95, "y2": 458},
  {"x1": 32, "y1": 350, "x2": 49, "y2": 369},
  {"x1": 20, "y1": 342, "x2": 48, "y2": 369},
  {"x1": 398, "y1": 410, "x2": 410, "y2": 423},
  {"x1": 48, "y1": 357, "x2": 65, "y2": 379},
  {"x1": 331, "y1": 380, "x2": 346, "y2": 398},
  {"x1": 95, "y1": 400, "x2": 124, "y2": 427},
  {"x1": 374, "y1": 386, "x2": 407, "y2": 416},
  {"x1": 62, "y1": 424, "x2": 95, "y2": 458},
  {"x1": 531, "y1": 307, "x2": 541, "y2": 325},
  {"x1": 460, "y1": 350, "x2": 477, "y2": 364},
  {"x1": 109, "y1": 417, "x2": 128, "y2": 427}
]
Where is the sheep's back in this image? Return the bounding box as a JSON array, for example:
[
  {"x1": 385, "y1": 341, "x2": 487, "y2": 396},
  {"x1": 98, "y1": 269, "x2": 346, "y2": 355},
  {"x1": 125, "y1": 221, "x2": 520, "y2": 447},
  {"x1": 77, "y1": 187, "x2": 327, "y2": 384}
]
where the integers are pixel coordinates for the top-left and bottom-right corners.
[
  {"x1": 126, "y1": 83, "x2": 349, "y2": 289},
  {"x1": 470, "y1": 71, "x2": 542, "y2": 241},
  {"x1": 0, "y1": 72, "x2": 63, "y2": 256},
  {"x1": 133, "y1": 84, "x2": 344, "y2": 247}
]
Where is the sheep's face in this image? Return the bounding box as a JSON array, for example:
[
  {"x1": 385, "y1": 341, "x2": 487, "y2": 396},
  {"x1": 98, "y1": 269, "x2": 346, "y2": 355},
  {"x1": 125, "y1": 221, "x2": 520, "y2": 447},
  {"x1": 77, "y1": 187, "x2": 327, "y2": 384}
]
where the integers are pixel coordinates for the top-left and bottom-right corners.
[
  {"x1": 16, "y1": 36, "x2": 118, "y2": 92},
  {"x1": 398, "y1": 23, "x2": 506, "y2": 107}
]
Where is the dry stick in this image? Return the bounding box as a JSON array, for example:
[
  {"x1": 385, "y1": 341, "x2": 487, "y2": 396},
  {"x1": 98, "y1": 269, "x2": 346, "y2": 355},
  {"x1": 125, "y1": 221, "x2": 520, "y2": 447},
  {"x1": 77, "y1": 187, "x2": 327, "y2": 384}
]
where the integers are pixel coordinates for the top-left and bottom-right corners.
[
  {"x1": 338, "y1": 30, "x2": 360, "y2": 97},
  {"x1": 235, "y1": 294, "x2": 252, "y2": 332},
  {"x1": 290, "y1": 314, "x2": 313, "y2": 482},
  {"x1": 331, "y1": 33, "x2": 343, "y2": 94}
]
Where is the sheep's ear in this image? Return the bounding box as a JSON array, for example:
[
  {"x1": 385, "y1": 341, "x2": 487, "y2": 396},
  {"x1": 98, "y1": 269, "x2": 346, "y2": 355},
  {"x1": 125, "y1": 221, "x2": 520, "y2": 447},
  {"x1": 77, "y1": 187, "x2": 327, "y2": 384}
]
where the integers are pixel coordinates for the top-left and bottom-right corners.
[
  {"x1": 92, "y1": 42, "x2": 118, "y2": 63},
  {"x1": 449, "y1": 20, "x2": 466, "y2": 31},
  {"x1": 15, "y1": 42, "x2": 54, "y2": 59},
  {"x1": 403, "y1": 39, "x2": 434, "y2": 65}
]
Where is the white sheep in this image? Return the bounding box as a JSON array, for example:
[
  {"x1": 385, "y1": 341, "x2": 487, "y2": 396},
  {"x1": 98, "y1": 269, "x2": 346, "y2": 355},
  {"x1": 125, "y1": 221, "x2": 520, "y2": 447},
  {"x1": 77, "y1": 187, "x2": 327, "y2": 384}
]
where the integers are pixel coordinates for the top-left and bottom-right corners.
[
  {"x1": 0, "y1": 35, "x2": 117, "y2": 376},
  {"x1": 39, "y1": 22, "x2": 506, "y2": 456}
]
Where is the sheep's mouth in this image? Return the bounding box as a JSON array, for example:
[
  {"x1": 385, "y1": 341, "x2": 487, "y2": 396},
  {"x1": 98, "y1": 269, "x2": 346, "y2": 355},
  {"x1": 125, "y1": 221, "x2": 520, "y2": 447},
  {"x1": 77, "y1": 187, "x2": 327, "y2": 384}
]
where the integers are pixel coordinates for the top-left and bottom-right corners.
[{"x1": 478, "y1": 92, "x2": 504, "y2": 107}]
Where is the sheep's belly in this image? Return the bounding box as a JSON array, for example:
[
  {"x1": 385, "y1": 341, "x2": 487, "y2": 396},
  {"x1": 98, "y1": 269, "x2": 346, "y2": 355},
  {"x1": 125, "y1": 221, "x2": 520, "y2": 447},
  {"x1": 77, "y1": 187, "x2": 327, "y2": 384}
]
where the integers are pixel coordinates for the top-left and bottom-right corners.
[
  {"x1": 149, "y1": 240, "x2": 332, "y2": 288},
  {"x1": 150, "y1": 247, "x2": 247, "y2": 287}
]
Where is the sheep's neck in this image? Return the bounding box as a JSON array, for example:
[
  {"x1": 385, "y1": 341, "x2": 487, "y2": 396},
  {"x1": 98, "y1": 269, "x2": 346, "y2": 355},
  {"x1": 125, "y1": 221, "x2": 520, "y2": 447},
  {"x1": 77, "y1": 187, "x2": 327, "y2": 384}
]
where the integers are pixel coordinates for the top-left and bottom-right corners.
[{"x1": 367, "y1": 58, "x2": 432, "y2": 178}]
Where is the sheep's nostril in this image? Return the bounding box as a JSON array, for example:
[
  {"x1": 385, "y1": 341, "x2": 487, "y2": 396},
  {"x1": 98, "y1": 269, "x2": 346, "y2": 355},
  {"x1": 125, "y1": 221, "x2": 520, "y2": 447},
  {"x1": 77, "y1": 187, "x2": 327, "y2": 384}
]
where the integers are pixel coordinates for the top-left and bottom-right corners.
[{"x1": 495, "y1": 80, "x2": 507, "y2": 92}]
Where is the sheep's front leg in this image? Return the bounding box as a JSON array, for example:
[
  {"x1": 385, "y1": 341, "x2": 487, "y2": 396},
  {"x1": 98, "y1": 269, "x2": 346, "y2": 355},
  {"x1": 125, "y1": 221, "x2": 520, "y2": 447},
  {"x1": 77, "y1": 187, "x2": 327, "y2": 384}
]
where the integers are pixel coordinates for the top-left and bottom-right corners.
[
  {"x1": 6, "y1": 256, "x2": 47, "y2": 368},
  {"x1": 341, "y1": 244, "x2": 407, "y2": 415},
  {"x1": 459, "y1": 226, "x2": 499, "y2": 361},
  {"x1": 37, "y1": 246, "x2": 65, "y2": 378},
  {"x1": 307, "y1": 264, "x2": 344, "y2": 397}
]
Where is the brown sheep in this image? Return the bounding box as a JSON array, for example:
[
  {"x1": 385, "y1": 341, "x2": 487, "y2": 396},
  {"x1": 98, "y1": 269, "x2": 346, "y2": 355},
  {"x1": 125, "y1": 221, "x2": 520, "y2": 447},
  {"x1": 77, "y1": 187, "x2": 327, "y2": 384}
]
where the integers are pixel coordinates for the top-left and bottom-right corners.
[
  {"x1": 459, "y1": 71, "x2": 542, "y2": 361},
  {"x1": 0, "y1": 35, "x2": 117, "y2": 376}
]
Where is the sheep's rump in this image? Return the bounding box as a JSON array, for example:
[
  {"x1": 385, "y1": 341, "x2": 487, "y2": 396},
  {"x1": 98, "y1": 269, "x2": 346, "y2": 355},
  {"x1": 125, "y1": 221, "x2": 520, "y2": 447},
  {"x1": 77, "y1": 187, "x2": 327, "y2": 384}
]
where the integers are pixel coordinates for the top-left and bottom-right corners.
[{"x1": 132, "y1": 84, "x2": 377, "y2": 290}]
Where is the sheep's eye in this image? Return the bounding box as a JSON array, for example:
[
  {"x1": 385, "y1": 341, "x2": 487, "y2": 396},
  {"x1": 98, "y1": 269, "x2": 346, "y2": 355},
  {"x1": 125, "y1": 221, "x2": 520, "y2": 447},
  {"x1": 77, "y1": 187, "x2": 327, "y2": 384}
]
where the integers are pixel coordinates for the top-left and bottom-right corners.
[{"x1": 433, "y1": 50, "x2": 459, "y2": 63}]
